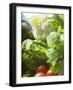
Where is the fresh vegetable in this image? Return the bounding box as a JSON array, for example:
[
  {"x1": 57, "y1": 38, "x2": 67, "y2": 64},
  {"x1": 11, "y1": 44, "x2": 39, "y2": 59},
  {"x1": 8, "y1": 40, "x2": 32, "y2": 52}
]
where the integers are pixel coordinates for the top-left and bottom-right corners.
[
  {"x1": 35, "y1": 72, "x2": 46, "y2": 77},
  {"x1": 46, "y1": 70, "x2": 57, "y2": 76},
  {"x1": 22, "y1": 39, "x2": 48, "y2": 76},
  {"x1": 31, "y1": 14, "x2": 64, "y2": 41},
  {"x1": 46, "y1": 31, "x2": 64, "y2": 75},
  {"x1": 36, "y1": 64, "x2": 51, "y2": 73},
  {"x1": 21, "y1": 14, "x2": 64, "y2": 77}
]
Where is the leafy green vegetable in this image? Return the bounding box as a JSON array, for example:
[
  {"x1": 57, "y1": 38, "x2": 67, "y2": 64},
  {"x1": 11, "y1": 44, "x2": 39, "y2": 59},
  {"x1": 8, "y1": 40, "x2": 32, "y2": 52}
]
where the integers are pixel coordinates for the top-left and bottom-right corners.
[
  {"x1": 46, "y1": 31, "x2": 64, "y2": 75},
  {"x1": 31, "y1": 16, "x2": 42, "y2": 28},
  {"x1": 22, "y1": 14, "x2": 64, "y2": 76},
  {"x1": 50, "y1": 14, "x2": 64, "y2": 30},
  {"x1": 50, "y1": 59, "x2": 64, "y2": 75},
  {"x1": 47, "y1": 32, "x2": 60, "y2": 48},
  {"x1": 22, "y1": 39, "x2": 48, "y2": 73},
  {"x1": 31, "y1": 14, "x2": 64, "y2": 42}
]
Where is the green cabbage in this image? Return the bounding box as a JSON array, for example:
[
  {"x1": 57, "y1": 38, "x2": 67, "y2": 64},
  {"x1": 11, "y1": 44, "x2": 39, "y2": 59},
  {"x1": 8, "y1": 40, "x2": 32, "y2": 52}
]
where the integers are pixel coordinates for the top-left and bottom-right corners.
[{"x1": 31, "y1": 14, "x2": 64, "y2": 42}]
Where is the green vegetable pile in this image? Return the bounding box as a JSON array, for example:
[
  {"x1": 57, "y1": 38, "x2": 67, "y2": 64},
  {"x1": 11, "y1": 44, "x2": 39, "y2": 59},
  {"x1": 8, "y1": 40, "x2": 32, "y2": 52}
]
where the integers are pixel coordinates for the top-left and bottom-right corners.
[{"x1": 21, "y1": 14, "x2": 64, "y2": 77}]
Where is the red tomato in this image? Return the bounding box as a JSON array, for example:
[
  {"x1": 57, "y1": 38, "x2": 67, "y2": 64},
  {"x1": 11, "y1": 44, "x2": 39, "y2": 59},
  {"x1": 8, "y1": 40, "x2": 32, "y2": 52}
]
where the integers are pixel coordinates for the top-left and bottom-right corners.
[
  {"x1": 35, "y1": 72, "x2": 46, "y2": 77},
  {"x1": 46, "y1": 70, "x2": 57, "y2": 76},
  {"x1": 36, "y1": 64, "x2": 51, "y2": 73}
]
